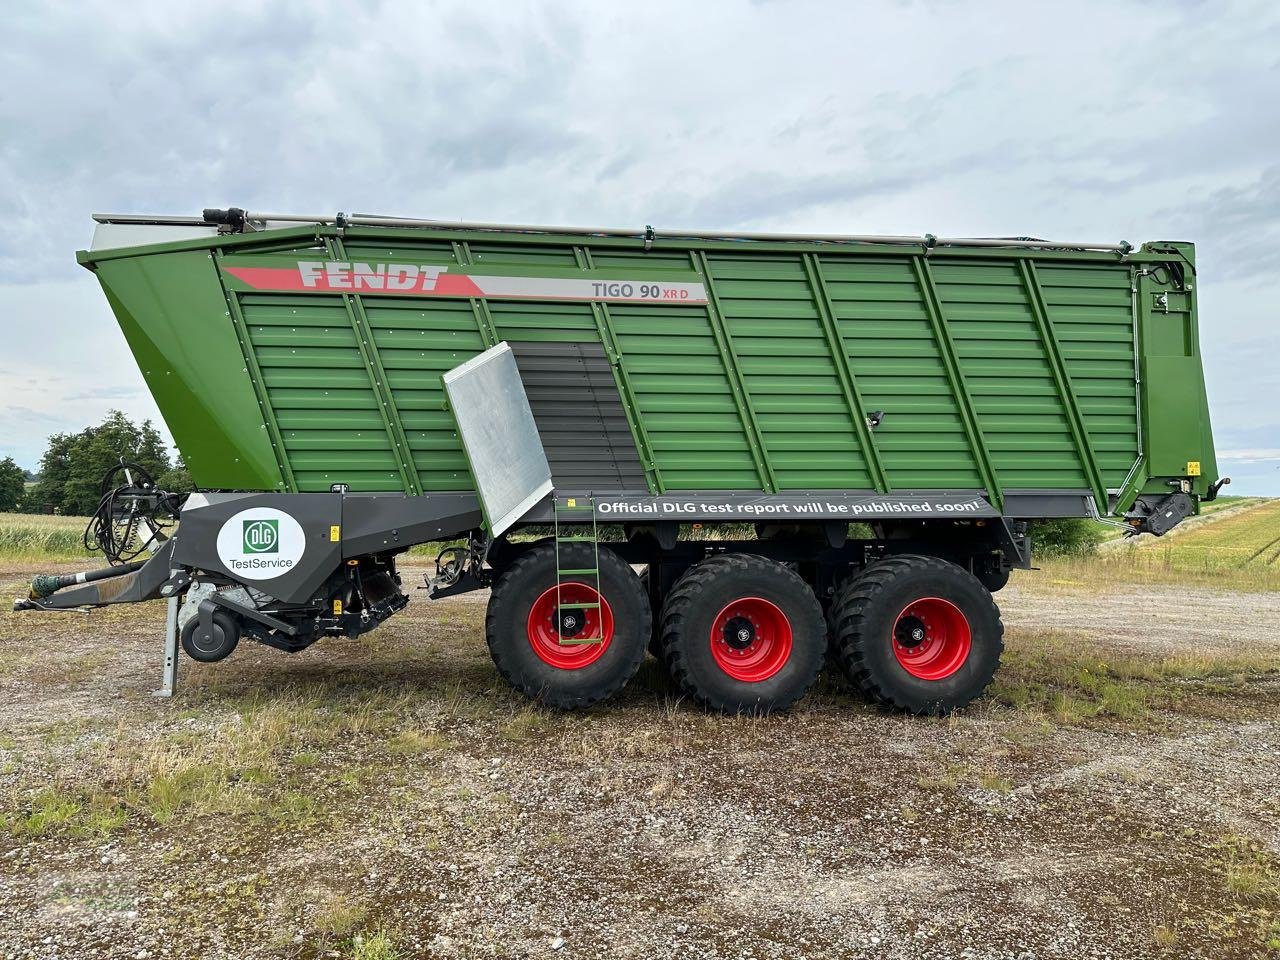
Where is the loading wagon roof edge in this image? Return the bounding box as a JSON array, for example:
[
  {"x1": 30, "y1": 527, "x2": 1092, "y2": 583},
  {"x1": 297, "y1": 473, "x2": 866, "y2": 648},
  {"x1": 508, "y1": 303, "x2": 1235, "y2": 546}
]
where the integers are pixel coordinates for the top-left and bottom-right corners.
[{"x1": 82, "y1": 209, "x2": 1152, "y2": 260}]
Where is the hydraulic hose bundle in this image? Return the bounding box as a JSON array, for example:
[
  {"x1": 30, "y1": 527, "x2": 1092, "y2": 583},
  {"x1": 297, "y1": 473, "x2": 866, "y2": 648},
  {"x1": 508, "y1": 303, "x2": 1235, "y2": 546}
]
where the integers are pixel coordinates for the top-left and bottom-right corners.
[
  {"x1": 21, "y1": 462, "x2": 183, "y2": 604},
  {"x1": 83, "y1": 461, "x2": 182, "y2": 564}
]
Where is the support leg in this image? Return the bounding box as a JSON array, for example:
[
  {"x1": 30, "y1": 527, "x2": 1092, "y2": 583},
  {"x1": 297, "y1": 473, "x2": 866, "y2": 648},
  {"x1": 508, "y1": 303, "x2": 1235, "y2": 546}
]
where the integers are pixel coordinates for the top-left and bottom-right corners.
[{"x1": 153, "y1": 582, "x2": 179, "y2": 698}]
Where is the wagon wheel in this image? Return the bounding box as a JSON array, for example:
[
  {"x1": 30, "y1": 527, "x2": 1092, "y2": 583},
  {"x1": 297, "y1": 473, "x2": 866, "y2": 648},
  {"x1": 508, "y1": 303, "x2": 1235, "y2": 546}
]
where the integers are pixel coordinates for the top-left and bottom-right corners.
[
  {"x1": 658, "y1": 554, "x2": 825, "y2": 714},
  {"x1": 829, "y1": 555, "x2": 1003, "y2": 715},
  {"x1": 485, "y1": 543, "x2": 649, "y2": 709}
]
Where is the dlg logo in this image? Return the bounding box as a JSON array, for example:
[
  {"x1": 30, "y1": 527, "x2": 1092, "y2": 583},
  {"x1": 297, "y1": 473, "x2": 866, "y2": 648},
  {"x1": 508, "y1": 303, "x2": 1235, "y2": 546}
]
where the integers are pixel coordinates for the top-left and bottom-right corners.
[{"x1": 243, "y1": 519, "x2": 279, "y2": 554}]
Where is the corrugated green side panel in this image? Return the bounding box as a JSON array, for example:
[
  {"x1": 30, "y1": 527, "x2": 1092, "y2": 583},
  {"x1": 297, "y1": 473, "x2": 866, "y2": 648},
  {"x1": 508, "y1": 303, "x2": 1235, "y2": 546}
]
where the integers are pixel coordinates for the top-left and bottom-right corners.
[
  {"x1": 1036, "y1": 264, "x2": 1139, "y2": 489},
  {"x1": 93, "y1": 226, "x2": 1195, "y2": 503},
  {"x1": 362, "y1": 298, "x2": 484, "y2": 491},
  {"x1": 929, "y1": 262, "x2": 1090, "y2": 489},
  {"x1": 704, "y1": 253, "x2": 873, "y2": 490},
  {"x1": 819, "y1": 256, "x2": 985, "y2": 489},
  {"x1": 243, "y1": 293, "x2": 402, "y2": 492},
  {"x1": 610, "y1": 302, "x2": 760, "y2": 489},
  {"x1": 228, "y1": 241, "x2": 1144, "y2": 497}
]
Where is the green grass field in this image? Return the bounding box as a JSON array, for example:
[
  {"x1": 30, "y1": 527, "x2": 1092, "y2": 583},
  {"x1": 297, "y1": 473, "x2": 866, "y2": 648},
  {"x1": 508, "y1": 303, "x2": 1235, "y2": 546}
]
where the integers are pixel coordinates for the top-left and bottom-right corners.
[
  {"x1": 0, "y1": 512, "x2": 95, "y2": 561},
  {"x1": 1042, "y1": 498, "x2": 1280, "y2": 592}
]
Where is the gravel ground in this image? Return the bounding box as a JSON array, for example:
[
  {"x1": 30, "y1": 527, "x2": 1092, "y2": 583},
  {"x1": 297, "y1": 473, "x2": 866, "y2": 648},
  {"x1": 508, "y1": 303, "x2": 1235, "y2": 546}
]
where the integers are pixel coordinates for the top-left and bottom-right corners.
[
  {"x1": 0, "y1": 561, "x2": 1277, "y2": 960},
  {"x1": 1001, "y1": 580, "x2": 1280, "y2": 657}
]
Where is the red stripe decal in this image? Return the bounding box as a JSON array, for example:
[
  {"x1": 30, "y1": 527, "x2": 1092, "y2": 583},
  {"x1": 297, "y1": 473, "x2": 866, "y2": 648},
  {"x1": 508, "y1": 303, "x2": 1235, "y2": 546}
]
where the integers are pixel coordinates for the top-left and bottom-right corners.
[{"x1": 221, "y1": 261, "x2": 707, "y2": 303}]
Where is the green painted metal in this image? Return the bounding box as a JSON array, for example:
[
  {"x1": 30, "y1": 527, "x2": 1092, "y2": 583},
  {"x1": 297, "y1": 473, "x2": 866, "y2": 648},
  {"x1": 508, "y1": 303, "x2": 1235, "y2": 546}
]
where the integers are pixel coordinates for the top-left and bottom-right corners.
[
  {"x1": 694, "y1": 251, "x2": 778, "y2": 493},
  {"x1": 212, "y1": 251, "x2": 296, "y2": 491},
  {"x1": 553, "y1": 496, "x2": 603, "y2": 644},
  {"x1": 452, "y1": 241, "x2": 500, "y2": 346},
  {"x1": 1019, "y1": 259, "x2": 1109, "y2": 509},
  {"x1": 78, "y1": 223, "x2": 1219, "y2": 512},
  {"x1": 327, "y1": 237, "x2": 423, "y2": 496},
  {"x1": 575, "y1": 246, "x2": 663, "y2": 494},
  {"x1": 803, "y1": 253, "x2": 889, "y2": 493},
  {"x1": 912, "y1": 256, "x2": 1003, "y2": 508}
]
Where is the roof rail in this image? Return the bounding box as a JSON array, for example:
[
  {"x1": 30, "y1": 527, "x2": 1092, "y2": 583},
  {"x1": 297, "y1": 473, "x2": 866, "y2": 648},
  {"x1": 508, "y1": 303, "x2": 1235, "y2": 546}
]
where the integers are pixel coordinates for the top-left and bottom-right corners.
[{"x1": 90, "y1": 211, "x2": 1131, "y2": 253}]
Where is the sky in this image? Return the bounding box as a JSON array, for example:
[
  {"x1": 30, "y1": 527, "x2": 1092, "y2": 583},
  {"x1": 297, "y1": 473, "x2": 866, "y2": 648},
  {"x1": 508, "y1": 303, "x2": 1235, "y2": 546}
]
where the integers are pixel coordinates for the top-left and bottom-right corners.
[{"x1": 1, "y1": 0, "x2": 1277, "y2": 494}]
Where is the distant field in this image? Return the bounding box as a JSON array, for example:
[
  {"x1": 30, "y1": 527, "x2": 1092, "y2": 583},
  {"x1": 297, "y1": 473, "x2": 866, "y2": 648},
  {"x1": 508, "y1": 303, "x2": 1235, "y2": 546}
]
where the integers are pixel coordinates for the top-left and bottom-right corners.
[
  {"x1": 1045, "y1": 498, "x2": 1280, "y2": 592},
  {"x1": 0, "y1": 512, "x2": 94, "y2": 561}
]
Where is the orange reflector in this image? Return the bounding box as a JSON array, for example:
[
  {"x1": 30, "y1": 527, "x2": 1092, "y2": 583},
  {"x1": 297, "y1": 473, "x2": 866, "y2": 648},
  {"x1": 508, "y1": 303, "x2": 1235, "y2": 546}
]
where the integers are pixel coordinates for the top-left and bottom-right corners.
[{"x1": 332, "y1": 599, "x2": 343, "y2": 615}]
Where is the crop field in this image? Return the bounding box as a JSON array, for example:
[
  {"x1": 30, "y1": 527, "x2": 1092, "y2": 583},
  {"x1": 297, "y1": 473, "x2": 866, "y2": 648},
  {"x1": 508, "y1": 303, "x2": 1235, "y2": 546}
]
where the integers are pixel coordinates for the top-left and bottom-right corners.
[
  {"x1": 0, "y1": 502, "x2": 1278, "y2": 959},
  {"x1": 1130, "y1": 497, "x2": 1280, "y2": 570},
  {"x1": 1053, "y1": 498, "x2": 1280, "y2": 593},
  {"x1": 0, "y1": 512, "x2": 96, "y2": 561}
]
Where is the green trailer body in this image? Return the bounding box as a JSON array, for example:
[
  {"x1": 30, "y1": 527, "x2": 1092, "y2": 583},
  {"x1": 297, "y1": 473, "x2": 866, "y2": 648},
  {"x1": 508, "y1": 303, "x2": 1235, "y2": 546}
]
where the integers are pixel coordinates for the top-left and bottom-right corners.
[
  {"x1": 19, "y1": 210, "x2": 1224, "y2": 711},
  {"x1": 77, "y1": 215, "x2": 1217, "y2": 520}
]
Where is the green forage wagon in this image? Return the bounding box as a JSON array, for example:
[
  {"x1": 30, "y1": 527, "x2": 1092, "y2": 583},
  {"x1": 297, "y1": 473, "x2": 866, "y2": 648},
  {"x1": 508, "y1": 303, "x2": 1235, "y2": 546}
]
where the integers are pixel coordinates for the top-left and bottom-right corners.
[{"x1": 17, "y1": 208, "x2": 1224, "y2": 714}]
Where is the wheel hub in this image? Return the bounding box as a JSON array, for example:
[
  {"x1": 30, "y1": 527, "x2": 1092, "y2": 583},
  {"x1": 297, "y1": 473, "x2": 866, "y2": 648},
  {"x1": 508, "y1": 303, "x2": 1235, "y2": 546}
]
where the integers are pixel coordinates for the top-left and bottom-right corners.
[
  {"x1": 891, "y1": 598, "x2": 972, "y2": 681},
  {"x1": 525, "y1": 582, "x2": 614, "y2": 671},
  {"x1": 708, "y1": 597, "x2": 793, "y2": 683},
  {"x1": 723, "y1": 616, "x2": 756, "y2": 651},
  {"x1": 556, "y1": 608, "x2": 586, "y2": 638},
  {"x1": 895, "y1": 615, "x2": 928, "y2": 649}
]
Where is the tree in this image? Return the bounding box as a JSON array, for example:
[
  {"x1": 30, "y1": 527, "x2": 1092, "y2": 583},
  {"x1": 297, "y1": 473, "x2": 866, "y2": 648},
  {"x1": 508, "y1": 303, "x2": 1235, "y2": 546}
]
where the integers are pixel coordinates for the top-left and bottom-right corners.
[
  {"x1": 26, "y1": 411, "x2": 173, "y2": 516},
  {"x1": 0, "y1": 457, "x2": 25, "y2": 511},
  {"x1": 1028, "y1": 518, "x2": 1104, "y2": 556},
  {"x1": 157, "y1": 455, "x2": 194, "y2": 495}
]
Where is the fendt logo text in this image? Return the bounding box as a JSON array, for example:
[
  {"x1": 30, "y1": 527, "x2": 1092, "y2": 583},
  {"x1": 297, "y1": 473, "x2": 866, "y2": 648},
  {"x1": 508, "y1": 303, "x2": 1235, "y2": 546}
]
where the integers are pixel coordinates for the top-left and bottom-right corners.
[
  {"x1": 242, "y1": 519, "x2": 279, "y2": 554},
  {"x1": 297, "y1": 261, "x2": 447, "y2": 291}
]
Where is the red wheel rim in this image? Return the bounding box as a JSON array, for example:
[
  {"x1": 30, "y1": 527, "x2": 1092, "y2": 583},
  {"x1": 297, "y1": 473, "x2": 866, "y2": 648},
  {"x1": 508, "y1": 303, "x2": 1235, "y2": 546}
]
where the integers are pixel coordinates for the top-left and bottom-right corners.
[
  {"x1": 709, "y1": 597, "x2": 793, "y2": 683},
  {"x1": 526, "y1": 582, "x2": 614, "y2": 670},
  {"x1": 892, "y1": 597, "x2": 971, "y2": 680}
]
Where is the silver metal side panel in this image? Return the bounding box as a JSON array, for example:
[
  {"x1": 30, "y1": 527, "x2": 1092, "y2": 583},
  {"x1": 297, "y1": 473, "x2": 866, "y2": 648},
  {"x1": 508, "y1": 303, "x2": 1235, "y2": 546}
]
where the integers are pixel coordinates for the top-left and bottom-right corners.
[
  {"x1": 90, "y1": 222, "x2": 219, "y2": 251},
  {"x1": 443, "y1": 342, "x2": 553, "y2": 537}
]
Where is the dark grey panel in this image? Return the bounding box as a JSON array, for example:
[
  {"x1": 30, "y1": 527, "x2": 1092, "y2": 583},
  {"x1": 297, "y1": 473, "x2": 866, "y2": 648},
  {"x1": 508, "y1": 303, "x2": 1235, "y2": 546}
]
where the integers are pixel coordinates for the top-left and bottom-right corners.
[
  {"x1": 509, "y1": 341, "x2": 647, "y2": 491},
  {"x1": 1001, "y1": 489, "x2": 1093, "y2": 518},
  {"x1": 520, "y1": 490, "x2": 999, "y2": 523},
  {"x1": 341, "y1": 493, "x2": 483, "y2": 555},
  {"x1": 174, "y1": 493, "x2": 342, "y2": 603}
]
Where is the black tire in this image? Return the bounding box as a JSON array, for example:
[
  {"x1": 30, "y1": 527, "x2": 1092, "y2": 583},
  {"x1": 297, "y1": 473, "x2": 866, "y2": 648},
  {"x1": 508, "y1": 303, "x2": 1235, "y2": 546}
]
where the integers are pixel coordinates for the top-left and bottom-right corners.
[
  {"x1": 181, "y1": 609, "x2": 240, "y2": 663},
  {"x1": 830, "y1": 554, "x2": 1002, "y2": 715},
  {"x1": 639, "y1": 567, "x2": 663, "y2": 659},
  {"x1": 660, "y1": 554, "x2": 825, "y2": 714},
  {"x1": 485, "y1": 543, "x2": 649, "y2": 709}
]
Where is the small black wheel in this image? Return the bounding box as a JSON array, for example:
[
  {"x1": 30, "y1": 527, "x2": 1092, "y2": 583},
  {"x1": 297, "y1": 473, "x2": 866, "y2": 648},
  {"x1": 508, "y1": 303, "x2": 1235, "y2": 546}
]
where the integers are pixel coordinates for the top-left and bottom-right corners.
[
  {"x1": 830, "y1": 555, "x2": 1003, "y2": 715},
  {"x1": 181, "y1": 609, "x2": 241, "y2": 663},
  {"x1": 660, "y1": 554, "x2": 825, "y2": 714},
  {"x1": 485, "y1": 543, "x2": 650, "y2": 709}
]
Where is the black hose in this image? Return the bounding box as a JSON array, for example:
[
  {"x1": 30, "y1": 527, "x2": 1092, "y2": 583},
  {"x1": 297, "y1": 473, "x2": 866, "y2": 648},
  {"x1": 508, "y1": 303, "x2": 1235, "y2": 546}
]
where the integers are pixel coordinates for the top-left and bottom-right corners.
[{"x1": 83, "y1": 461, "x2": 182, "y2": 564}]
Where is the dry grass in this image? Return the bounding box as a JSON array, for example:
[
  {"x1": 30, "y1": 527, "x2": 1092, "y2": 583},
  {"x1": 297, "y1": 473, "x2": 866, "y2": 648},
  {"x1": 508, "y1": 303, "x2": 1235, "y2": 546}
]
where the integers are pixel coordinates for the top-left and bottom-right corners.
[
  {"x1": 989, "y1": 628, "x2": 1278, "y2": 725},
  {"x1": 350, "y1": 930, "x2": 401, "y2": 960},
  {"x1": 1039, "y1": 499, "x2": 1280, "y2": 592}
]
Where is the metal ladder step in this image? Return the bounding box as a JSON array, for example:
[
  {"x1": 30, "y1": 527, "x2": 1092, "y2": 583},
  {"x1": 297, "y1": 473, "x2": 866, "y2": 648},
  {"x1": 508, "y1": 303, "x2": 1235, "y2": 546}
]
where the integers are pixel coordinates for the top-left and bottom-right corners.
[{"x1": 553, "y1": 493, "x2": 603, "y2": 645}]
